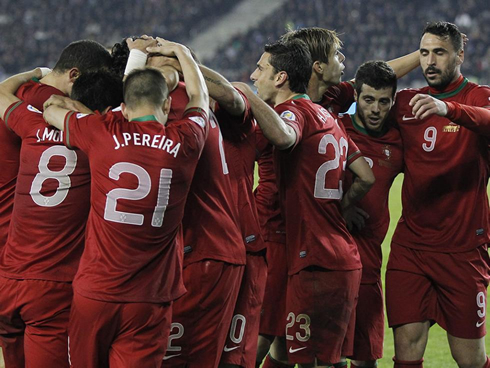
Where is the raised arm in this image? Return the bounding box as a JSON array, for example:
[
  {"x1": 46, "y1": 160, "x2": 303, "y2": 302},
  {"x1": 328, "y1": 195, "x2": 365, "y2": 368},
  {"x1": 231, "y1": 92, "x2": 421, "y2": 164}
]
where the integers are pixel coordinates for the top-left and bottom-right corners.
[
  {"x1": 386, "y1": 50, "x2": 419, "y2": 79},
  {"x1": 43, "y1": 95, "x2": 93, "y2": 131},
  {"x1": 233, "y1": 82, "x2": 296, "y2": 150},
  {"x1": 0, "y1": 68, "x2": 45, "y2": 120},
  {"x1": 147, "y1": 38, "x2": 209, "y2": 115}
]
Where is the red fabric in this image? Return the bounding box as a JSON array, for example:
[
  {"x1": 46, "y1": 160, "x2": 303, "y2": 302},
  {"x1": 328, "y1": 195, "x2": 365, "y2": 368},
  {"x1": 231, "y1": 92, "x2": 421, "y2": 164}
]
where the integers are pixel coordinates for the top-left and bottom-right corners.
[
  {"x1": 163, "y1": 260, "x2": 244, "y2": 368},
  {"x1": 0, "y1": 102, "x2": 89, "y2": 282},
  {"x1": 386, "y1": 243, "x2": 490, "y2": 338},
  {"x1": 220, "y1": 252, "x2": 268, "y2": 367},
  {"x1": 274, "y1": 97, "x2": 362, "y2": 274},
  {"x1": 393, "y1": 357, "x2": 424, "y2": 367},
  {"x1": 0, "y1": 80, "x2": 64, "y2": 248},
  {"x1": 0, "y1": 276, "x2": 72, "y2": 368},
  {"x1": 342, "y1": 114, "x2": 404, "y2": 283},
  {"x1": 260, "y1": 240, "x2": 288, "y2": 337},
  {"x1": 286, "y1": 268, "x2": 361, "y2": 364},
  {"x1": 392, "y1": 78, "x2": 490, "y2": 252},
  {"x1": 67, "y1": 109, "x2": 207, "y2": 303},
  {"x1": 69, "y1": 292, "x2": 171, "y2": 368},
  {"x1": 169, "y1": 84, "x2": 246, "y2": 266},
  {"x1": 261, "y1": 354, "x2": 295, "y2": 368}
]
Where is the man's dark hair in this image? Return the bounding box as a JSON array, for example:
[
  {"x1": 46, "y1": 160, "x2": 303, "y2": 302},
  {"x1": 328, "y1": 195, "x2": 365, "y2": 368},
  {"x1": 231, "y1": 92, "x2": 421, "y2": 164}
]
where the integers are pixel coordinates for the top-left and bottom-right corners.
[
  {"x1": 110, "y1": 38, "x2": 131, "y2": 79},
  {"x1": 70, "y1": 71, "x2": 123, "y2": 112},
  {"x1": 423, "y1": 21, "x2": 463, "y2": 52},
  {"x1": 53, "y1": 40, "x2": 112, "y2": 74},
  {"x1": 124, "y1": 68, "x2": 168, "y2": 109},
  {"x1": 264, "y1": 39, "x2": 312, "y2": 94},
  {"x1": 354, "y1": 61, "x2": 397, "y2": 98}
]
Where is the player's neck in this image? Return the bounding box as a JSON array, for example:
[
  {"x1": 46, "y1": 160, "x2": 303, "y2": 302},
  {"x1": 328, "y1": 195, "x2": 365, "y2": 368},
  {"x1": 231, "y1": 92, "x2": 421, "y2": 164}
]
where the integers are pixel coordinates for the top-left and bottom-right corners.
[
  {"x1": 127, "y1": 107, "x2": 166, "y2": 125},
  {"x1": 274, "y1": 90, "x2": 306, "y2": 106},
  {"x1": 428, "y1": 74, "x2": 464, "y2": 94},
  {"x1": 307, "y1": 75, "x2": 330, "y2": 103},
  {"x1": 39, "y1": 72, "x2": 69, "y2": 95}
]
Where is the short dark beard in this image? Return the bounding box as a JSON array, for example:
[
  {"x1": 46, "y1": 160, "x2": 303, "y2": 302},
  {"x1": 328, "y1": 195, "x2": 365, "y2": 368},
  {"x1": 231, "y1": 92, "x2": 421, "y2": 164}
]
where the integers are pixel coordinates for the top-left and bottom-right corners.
[{"x1": 424, "y1": 59, "x2": 458, "y2": 90}]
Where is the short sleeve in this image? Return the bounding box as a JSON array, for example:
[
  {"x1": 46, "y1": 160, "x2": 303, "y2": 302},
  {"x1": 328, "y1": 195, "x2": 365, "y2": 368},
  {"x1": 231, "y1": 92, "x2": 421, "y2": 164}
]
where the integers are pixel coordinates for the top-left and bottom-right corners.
[
  {"x1": 4, "y1": 102, "x2": 45, "y2": 139},
  {"x1": 346, "y1": 135, "x2": 362, "y2": 166},
  {"x1": 274, "y1": 104, "x2": 305, "y2": 150},
  {"x1": 168, "y1": 108, "x2": 209, "y2": 155},
  {"x1": 63, "y1": 111, "x2": 102, "y2": 151}
]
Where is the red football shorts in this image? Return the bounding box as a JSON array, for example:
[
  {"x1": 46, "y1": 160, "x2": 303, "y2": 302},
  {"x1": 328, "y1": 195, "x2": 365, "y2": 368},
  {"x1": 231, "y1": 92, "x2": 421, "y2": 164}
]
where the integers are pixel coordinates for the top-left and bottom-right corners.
[
  {"x1": 285, "y1": 267, "x2": 361, "y2": 365},
  {"x1": 386, "y1": 243, "x2": 490, "y2": 339},
  {"x1": 259, "y1": 241, "x2": 288, "y2": 337},
  {"x1": 220, "y1": 252, "x2": 268, "y2": 367},
  {"x1": 0, "y1": 276, "x2": 72, "y2": 368},
  {"x1": 163, "y1": 260, "x2": 244, "y2": 368},
  {"x1": 68, "y1": 292, "x2": 172, "y2": 368},
  {"x1": 351, "y1": 280, "x2": 384, "y2": 360}
]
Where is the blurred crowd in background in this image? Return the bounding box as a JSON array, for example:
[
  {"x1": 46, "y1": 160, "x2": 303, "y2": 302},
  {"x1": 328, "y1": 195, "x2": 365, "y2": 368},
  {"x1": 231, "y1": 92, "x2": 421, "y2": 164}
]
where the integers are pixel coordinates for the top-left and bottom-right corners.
[{"x1": 1, "y1": 0, "x2": 488, "y2": 87}]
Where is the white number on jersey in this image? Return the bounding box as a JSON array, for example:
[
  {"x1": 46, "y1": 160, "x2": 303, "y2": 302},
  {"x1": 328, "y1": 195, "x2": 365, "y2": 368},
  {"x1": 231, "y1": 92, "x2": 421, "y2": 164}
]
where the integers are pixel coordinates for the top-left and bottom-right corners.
[
  {"x1": 103, "y1": 162, "x2": 172, "y2": 227},
  {"x1": 477, "y1": 291, "x2": 486, "y2": 319},
  {"x1": 314, "y1": 134, "x2": 348, "y2": 199},
  {"x1": 422, "y1": 126, "x2": 437, "y2": 152},
  {"x1": 210, "y1": 116, "x2": 229, "y2": 175},
  {"x1": 30, "y1": 145, "x2": 78, "y2": 207}
]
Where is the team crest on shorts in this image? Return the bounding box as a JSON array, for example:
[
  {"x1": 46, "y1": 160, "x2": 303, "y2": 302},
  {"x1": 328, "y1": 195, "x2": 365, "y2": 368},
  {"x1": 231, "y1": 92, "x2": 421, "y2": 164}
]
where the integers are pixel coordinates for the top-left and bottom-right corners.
[{"x1": 280, "y1": 110, "x2": 296, "y2": 121}]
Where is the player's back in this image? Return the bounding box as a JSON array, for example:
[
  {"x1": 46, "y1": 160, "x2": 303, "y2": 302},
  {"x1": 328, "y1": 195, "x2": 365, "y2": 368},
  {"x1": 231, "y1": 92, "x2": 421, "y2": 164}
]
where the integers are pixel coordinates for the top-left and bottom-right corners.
[
  {"x1": 169, "y1": 83, "x2": 246, "y2": 266},
  {"x1": 0, "y1": 102, "x2": 89, "y2": 282},
  {"x1": 392, "y1": 78, "x2": 490, "y2": 251},
  {"x1": 0, "y1": 80, "x2": 64, "y2": 247},
  {"x1": 69, "y1": 110, "x2": 207, "y2": 303},
  {"x1": 274, "y1": 96, "x2": 362, "y2": 275}
]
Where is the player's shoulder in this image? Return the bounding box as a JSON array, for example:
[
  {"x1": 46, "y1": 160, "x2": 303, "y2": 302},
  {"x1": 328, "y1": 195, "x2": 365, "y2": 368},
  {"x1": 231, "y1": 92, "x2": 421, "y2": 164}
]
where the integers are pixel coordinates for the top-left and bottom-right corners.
[{"x1": 395, "y1": 86, "x2": 427, "y2": 100}]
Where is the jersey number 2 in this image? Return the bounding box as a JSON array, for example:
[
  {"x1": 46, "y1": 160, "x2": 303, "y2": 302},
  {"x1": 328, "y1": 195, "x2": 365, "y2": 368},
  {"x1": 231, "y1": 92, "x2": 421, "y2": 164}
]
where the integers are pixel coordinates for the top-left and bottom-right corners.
[{"x1": 314, "y1": 134, "x2": 348, "y2": 199}]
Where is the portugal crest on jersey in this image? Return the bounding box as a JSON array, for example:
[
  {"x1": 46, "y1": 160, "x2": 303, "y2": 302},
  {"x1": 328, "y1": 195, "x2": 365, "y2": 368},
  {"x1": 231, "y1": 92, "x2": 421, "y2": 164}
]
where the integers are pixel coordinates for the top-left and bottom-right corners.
[{"x1": 382, "y1": 145, "x2": 392, "y2": 160}]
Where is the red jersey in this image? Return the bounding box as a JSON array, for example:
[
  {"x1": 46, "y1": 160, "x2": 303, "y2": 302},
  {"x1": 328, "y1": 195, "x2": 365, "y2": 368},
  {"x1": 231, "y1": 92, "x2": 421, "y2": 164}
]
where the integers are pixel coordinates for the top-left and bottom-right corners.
[
  {"x1": 341, "y1": 114, "x2": 404, "y2": 282},
  {"x1": 218, "y1": 92, "x2": 269, "y2": 253},
  {"x1": 66, "y1": 109, "x2": 208, "y2": 303},
  {"x1": 275, "y1": 95, "x2": 363, "y2": 275},
  {"x1": 0, "y1": 79, "x2": 64, "y2": 247},
  {"x1": 319, "y1": 81, "x2": 355, "y2": 114},
  {"x1": 392, "y1": 76, "x2": 490, "y2": 252},
  {"x1": 0, "y1": 102, "x2": 89, "y2": 281},
  {"x1": 167, "y1": 84, "x2": 245, "y2": 266}
]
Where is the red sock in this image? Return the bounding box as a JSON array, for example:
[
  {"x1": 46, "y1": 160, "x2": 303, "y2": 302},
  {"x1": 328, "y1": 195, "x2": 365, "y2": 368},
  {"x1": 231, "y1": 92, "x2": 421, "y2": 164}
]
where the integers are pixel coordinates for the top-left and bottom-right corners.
[
  {"x1": 393, "y1": 356, "x2": 424, "y2": 368},
  {"x1": 483, "y1": 356, "x2": 490, "y2": 368},
  {"x1": 261, "y1": 354, "x2": 295, "y2": 368}
]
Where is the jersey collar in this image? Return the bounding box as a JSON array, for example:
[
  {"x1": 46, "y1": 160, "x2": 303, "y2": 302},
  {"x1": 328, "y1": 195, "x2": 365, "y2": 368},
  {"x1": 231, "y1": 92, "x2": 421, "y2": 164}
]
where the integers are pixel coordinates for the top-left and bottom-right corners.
[
  {"x1": 351, "y1": 114, "x2": 388, "y2": 137},
  {"x1": 428, "y1": 75, "x2": 468, "y2": 100},
  {"x1": 291, "y1": 94, "x2": 310, "y2": 100},
  {"x1": 130, "y1": 115, "x2": 157, "y2": 122}
]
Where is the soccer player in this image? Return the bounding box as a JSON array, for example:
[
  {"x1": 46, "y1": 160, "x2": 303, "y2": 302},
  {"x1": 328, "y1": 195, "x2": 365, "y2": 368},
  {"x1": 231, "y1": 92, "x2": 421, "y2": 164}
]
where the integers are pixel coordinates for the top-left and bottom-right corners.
[
  {"x1": 385, "y1": 21, "x2": 490, "y2": 368},
  {"x1": 0, "y1": 39, "x2": 112, "y2": 368},
  {"x1": 339, "y1": 61, "x2": 403, "y2": 368},
  {"x1": 158, "y1": 58, "x2": 247, "y2": 368},
  {"x1": 234, "y1": 38, "x2": 374, "y2": 368},
  {"x1": 43, "y1": 39, "x2": 209, "y2": 368},
  {"x1": 0, "y1": 69, "x2": 122, "y2": 368}
]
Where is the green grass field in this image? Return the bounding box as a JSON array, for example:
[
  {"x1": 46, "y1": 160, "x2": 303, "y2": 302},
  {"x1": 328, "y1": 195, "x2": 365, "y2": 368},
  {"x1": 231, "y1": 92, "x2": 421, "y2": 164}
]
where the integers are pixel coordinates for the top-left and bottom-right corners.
[{"x1": 0, "y1": 174, "x2": 488, "y2": 368}]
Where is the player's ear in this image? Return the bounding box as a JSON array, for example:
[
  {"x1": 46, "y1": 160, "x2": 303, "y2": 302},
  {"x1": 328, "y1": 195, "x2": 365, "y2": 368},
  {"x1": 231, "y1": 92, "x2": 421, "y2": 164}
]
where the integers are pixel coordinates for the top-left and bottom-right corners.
[
  {"x1": 456, "y1": 48, "x2": 464, "y2": 66},
  {"x1": 354, "y1": 89, "x2": 358, "y2": 102},
  {"x1": 162, "y1": 96, "x2": 171, "y2": 115},
  {"x1": 68, "y1": 68, "x2": 80, "y2": 83},
  {"x1": 102, "y1": 106, "x2": 112, "y2": 114},
  {"x1": 120, "y1": 103, "x2": 129, "y2": 119},
  {"x1": 312, "y1": 61, "x2": 323, "y2": 74},
  {"x1": 275, "y1": 71, "x2": 288, "y2": 88}
]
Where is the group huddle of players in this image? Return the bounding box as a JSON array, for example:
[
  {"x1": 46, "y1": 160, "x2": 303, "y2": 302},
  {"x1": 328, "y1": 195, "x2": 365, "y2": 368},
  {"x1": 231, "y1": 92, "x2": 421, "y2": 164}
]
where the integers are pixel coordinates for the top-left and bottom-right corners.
[{"x1": 0, "y1": 20, "x2": 489, "y2": 368}]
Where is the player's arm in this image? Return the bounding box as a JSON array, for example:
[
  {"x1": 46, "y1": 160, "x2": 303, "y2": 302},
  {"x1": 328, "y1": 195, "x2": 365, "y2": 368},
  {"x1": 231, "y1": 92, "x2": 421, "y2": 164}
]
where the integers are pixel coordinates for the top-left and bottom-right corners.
[
  {"x1": 123, "y1": 35, "x2": 157, "y2": 80},
  {"x1": 147, "y1": 56, "x2": 180, "y2": 92},
  {"x1": 342, "y1": 156, "x2": 375, "y2": 211},
  {"x1": 0, "y1": 68, "x2": 46, "y2": 120},
  {"x1": 43, "y1": 95, "x2": 95, "y2": 131},
  {"x1": 410, "y1": 93, "x2": 490, "y2": 136},
  {"x1": 386, "y1": 50, "x2": 419, "y2": 79},
  {"x1": 147, "y1": 38, "x2": 209, "y2": 114},
  {"x1": 233, "y1": 82, "x2": 296, "y2": 150}
]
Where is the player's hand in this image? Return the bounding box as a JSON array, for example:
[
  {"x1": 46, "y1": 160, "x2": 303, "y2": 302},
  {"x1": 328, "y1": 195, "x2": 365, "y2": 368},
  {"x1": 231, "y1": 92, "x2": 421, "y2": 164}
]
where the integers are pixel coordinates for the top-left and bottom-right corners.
[
  {"x1": 232, "y1": 81, "x2": 254, "y2": 96},
  {"x1": 43, "y1": 95, "x2": 93, "y2": 114},
  {"x1": 342, "y1": 206, "x2": 369, "y2": 232},
  {"x1": 146, "y1": 37, "x2": 187, "y2": 58},
  {"x1": 147, "y1": 55, "x2": 182, "y2": 72},
  {"x1": 409, "y1": 93, "x2": 448, "y2": 120},
  {"x1": 462, "y1": 33, "x2": 468, "y2": 47},
  {"x1": 127, "y1": 35, "x2": 157, "y2": 54}
]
